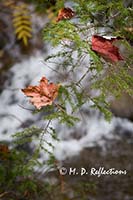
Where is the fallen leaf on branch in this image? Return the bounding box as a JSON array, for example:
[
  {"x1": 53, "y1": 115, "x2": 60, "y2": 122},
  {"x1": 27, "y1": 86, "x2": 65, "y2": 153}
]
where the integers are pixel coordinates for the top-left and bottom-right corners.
[
  {"x1": 56, "y1": 7, "x2": 75, "y2": 22},
  {"x1": 0, "y1": 144, "x2": 10, "y2": 160},
  {"x1": 22, "y1": 77, "x2": 60, "y2": 109},
  {"x1": 91, "y1": 35, "x2": 124, "y2": 62}
]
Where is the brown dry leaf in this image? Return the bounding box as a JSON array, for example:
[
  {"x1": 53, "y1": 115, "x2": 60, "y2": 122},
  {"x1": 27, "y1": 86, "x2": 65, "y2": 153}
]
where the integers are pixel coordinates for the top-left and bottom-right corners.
[
  {"x1": 0, "y1": 144, "x2": 10, "y2": 160},
  {"x1": 22, "y1": 77, "x2": 60, "y2": 109},
  {"x1": 91, "y1": 35, "x2": 124, "y2": 62},
  {"x1": 56, "y1": 7, "x2": 75, "y2": 22}
]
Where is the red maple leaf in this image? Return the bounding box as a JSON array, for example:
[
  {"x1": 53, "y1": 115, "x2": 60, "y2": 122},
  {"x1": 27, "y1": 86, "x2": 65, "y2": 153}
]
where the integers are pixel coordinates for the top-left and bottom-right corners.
[
  {"x1": 56, "y1": 7, "x2": 75, "y2": 22},
  {"x1": 91, "y1": 35, "x2": 124, "y2": 62},
  {"x1": 22, "y1": 77, "x2": 60, "y2": 109}
]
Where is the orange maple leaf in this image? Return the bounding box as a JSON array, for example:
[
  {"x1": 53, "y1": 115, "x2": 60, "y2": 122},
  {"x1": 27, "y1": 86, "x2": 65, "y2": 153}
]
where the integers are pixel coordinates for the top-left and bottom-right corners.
[
  {"x1": 22, "y1": 77, "x2": 60, "y2": 109},
  {"x1": 91, "y1": 35, "x2": 124, "y2": 62},
  {"x1": 56, "y1": 7, "x2": 75, "y2": 22}
]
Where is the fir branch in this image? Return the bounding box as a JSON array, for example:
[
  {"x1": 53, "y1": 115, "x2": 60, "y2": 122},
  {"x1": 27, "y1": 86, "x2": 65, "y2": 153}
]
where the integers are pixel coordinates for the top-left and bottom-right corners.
[{"x1": 12, "y1": 3, "x2": 32, "y2": 45}]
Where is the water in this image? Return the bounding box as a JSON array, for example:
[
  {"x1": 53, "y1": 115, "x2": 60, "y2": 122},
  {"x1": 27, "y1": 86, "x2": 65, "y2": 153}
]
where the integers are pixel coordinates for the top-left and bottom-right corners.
[{"x1": 0, "y1": 51, "x2": 133, "y2": 162}]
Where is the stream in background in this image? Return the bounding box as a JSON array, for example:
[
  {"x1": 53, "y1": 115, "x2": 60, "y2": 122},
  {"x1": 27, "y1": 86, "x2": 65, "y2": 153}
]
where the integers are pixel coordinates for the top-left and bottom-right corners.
[
  {"x1": 0, "y1": 7, "x2": 133, "y2": 199},
  {"x1": 0, "y1": 50, "x2": 133, "y2": 161}
]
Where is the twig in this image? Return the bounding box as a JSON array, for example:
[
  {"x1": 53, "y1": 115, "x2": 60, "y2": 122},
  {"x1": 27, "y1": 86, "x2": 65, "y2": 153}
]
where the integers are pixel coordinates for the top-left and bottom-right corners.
[
  {"x1": 0, "y1": 192, "x2": 9, "y2": 198},
  {"x1": 76, "y1": 67, "x2": 90, "y2": 85},
  {"x1": 18, "y1": 104, "x2": 35, "y2": 112},
  {"x1": 39, "y1": 119, "x2": 52, "y2": 148},
  {"x1": 54, "y1": 103, "x2": 66, "y2": 113},
  {"x1": 2, "y1": 113, "x2": 23, "y2": 124}
]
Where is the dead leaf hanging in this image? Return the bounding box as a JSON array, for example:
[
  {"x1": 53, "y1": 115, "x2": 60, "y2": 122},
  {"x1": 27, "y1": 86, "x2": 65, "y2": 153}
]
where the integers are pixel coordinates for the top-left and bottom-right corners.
[
  {"x1": 22, "y1": 77, "x2": 60, "y2": 109},
  {"x1": 56, "y1": 7, "x2": 75, "y2": 22},
  {"x1": 91, "y1": 35, "x2": 124, "y2": 62},
  {"x1": 0, "y1": 144, "x2": 10, "y2": 160}
]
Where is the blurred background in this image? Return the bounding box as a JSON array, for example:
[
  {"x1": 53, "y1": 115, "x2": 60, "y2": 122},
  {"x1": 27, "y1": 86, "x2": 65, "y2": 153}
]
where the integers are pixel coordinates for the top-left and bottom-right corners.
[{"x1": 0, "y1": 0, "x2": 133, "y2": 199}]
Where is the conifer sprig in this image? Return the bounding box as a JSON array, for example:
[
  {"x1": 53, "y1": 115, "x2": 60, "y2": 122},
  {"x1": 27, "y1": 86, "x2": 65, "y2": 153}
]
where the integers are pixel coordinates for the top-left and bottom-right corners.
[{"x1": 13, "y1": 3, "x2": 32, "y2": 45}]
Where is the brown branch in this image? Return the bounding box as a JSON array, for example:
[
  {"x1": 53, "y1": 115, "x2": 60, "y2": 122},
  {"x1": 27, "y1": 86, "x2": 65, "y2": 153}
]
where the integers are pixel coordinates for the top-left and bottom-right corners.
[{"x1": 0, "y1": 192, "x2": 9, "y2": 198}]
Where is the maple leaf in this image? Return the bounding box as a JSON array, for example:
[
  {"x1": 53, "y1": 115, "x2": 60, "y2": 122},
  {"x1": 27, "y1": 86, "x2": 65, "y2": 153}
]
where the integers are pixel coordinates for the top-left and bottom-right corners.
[
  {"x1": 22, "y1": 77, "x2": 60, "y2": 109},
  {"x1": 91, "y1": 35, "x2": 124, "y2": 62},
  {"x1": 0, "y1": 144, "x2": 10, "y2": 160},
  {"x1": 56, "y1": 7, "x2": 75, "y2": 22},
  {"x1": 0, "y1": 144, "x2": 9, "y2": 154}
]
